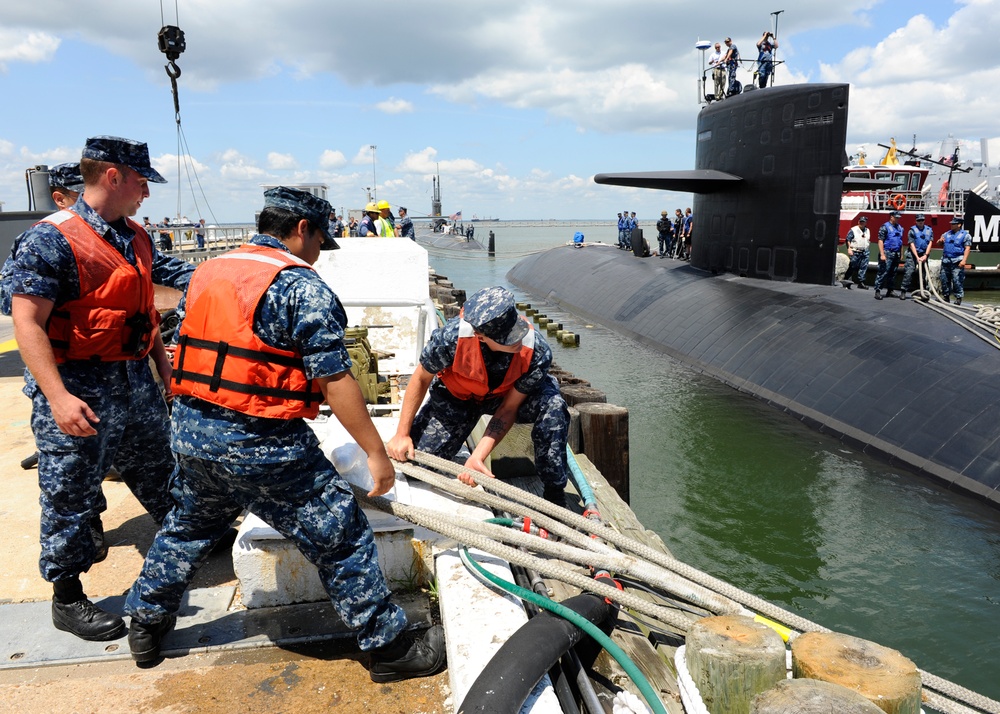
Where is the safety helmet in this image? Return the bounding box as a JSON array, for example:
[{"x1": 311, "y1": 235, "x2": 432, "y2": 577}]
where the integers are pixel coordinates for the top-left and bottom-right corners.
[
  {"x1": 377, "y1": 199, "x2": 391, "y2": 210},
  {"x1": 365, "y1": 202, "x2": 379, "y2": 213}
]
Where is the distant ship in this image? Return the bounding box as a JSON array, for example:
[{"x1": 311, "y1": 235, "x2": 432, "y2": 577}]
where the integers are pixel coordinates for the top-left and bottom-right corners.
[{"x1": 509, "y1": 83, "x2": 1000, "y2": 507}]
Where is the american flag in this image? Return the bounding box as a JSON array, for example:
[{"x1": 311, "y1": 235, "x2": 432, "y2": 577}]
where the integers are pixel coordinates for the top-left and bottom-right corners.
[{"x1": 449, "y1": 210, "x2": 462, "y2": 221}]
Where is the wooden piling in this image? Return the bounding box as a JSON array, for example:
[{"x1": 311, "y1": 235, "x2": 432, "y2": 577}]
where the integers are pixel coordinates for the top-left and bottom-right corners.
[
  {"x1": 751, "y1": 679, "x2": 885, "y2": 714},
  {"x1": 791, "y1": 632, "x2": 921, "y2": 714},
  {"x1": 560, "y1": 384, "x2": 607, "y2": 406},
  {"x1": 685, "y1": 615, "x2": 786, "y2": 714},
  {"x1": 577, "y1": 402, "x2": 629, "y2": 502}
]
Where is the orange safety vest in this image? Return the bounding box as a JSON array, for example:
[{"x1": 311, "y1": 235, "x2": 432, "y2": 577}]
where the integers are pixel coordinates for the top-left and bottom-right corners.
[
  {"x1": 171, "y1": 244, "x2": 324, "y2": 419},
  {"x1": 437, "y1": 316, "x2": 535, "y2": 401},
  {"x1": 43, "y1": 210, "x2": 159, "y2": 363}
]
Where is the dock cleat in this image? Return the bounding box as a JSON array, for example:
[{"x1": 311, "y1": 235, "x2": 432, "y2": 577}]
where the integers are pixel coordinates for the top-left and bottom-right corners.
[{"x1": 369, "y1": 625, "x2": 446, "y2": 683}]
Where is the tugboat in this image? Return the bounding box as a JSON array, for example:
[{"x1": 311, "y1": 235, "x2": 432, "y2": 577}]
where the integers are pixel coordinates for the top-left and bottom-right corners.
[{"x1": 840, "y1": 137, "x2": 1000, "y2": 252}]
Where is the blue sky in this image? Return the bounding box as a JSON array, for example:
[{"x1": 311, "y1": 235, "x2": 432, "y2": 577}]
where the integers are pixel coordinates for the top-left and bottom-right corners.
[{"x1": 0, "y1": 0, "x2": 994, "y2": 222}]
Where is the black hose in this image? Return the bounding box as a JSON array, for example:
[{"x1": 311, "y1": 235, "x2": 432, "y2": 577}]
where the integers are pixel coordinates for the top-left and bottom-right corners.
[{"x1": 458, "y1": 593, "x2": 613, "y2": 714}]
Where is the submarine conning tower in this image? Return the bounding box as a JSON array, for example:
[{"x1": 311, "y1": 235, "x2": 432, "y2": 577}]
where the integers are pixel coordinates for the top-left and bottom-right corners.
[
  {"x1": 694, "y1": 83, "x2": 849, "y2": 285},
  {"x1": 596, "y1": 83, "x2": 850, "y2": 286}
]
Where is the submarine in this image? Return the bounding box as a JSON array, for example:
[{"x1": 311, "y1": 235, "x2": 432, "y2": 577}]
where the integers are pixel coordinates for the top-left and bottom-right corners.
[{"x1": 508, "y1": 83, "x2": 1000, "y2": 507}]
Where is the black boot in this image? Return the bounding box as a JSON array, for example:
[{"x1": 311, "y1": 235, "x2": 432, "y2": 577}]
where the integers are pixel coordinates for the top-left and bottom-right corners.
[
  {"x1": 542, "y1": 485, "x2": 568, "y2": 508},
  {"x1": 91, "y1": 516, "x2": 108, "y2": 563},
  {"x1": 369, "y1": 625, "x2": 446, "y2": 683},
  {"x1": 128, "y1": 615, "x2": 176, "y2": 664},
  {"x1": 52, "y1": 578, "x2": 125, "y2": 641},
  {"x1": 857, "y1": 282, "x2": 869, "y2": 290},
  {"x1": 874, "y1": 291, "x2": 882, "y2": 300},
  {"x1": 956, "y1": 297, "x2": 962, "y2": 306}
]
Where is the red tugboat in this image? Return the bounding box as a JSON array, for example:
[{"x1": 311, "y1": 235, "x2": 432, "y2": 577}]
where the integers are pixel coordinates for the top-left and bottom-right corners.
[{"x1": 839, "y1": 137, "x2": 973, "y2": 245}]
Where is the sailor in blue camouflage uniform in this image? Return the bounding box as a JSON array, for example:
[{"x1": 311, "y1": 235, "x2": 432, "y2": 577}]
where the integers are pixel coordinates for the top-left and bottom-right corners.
[
  {"x1": 387, "y1": 286, "x2": 571, "y2": 505},
  {"x1": 0, "y1": 136, "x2": 194, "y2": 643},
  {"x1": 898, "y1": 214, "x2": 934, "y2": 299},
  {"x1": 47, "y1": 162, "x2": 86, "y2": 210},
  {"x1": 873, "y1": 210, "x2": 904, "y2": 299},
  {"x1": 123, "y1": 187, "x2": 444, "y2": 681},
  {"x1": 940, "y1": 215, "x2": 972, "y2": 305}
]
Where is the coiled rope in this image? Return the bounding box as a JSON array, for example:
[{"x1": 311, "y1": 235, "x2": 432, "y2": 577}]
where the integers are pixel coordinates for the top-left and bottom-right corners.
[{"x1": 363, "y1": 449, "x2": 1000, "y2": 714}]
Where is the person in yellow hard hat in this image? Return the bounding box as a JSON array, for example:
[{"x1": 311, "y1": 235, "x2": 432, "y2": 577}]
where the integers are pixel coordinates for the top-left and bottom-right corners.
[
  {"x1": 358, "y1": 202, "x2": 380, "y2": 236},
  {"x1": 376, "y1": 200, "x2": 398, "y2": 237}
]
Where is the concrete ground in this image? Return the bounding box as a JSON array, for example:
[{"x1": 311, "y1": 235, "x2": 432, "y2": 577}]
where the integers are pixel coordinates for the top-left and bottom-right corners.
[{"x1": 0, "y1": 316, "x2": 450, "y2": 713}]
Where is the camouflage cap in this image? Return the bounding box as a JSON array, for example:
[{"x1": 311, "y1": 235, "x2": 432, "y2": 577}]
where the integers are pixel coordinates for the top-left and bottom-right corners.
[
  {"x1": 463, "y1": 287, "x2": 529, "y2": 346},
  {"x1": 81, "y1": 136, "x2": 167, "y2": 183},
  {"x1": 48, "y1": 162, "x2": 84, "y2": 192},
  {"x1": 889, "y1": 210, "x2": 902, "y2": 218},
  {"x1": 263, "y1": 186, "x2": 339, "y2": 249},
  {"x1": 950, "y1": 215, "x2": 963, "y2": 224}
]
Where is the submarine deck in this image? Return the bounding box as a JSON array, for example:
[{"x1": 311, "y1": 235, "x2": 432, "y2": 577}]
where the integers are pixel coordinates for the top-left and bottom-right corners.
[{"x1": 508, "y1": 242, "x2": 1000, "y2": 507}]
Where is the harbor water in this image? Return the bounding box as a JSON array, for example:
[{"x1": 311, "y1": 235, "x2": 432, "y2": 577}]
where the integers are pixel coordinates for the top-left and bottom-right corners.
[{"x1": 422, "y1": 221, "x2": 1000, "y2": 705}]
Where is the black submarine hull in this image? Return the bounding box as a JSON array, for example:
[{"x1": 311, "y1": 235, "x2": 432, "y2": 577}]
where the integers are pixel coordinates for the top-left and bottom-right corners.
[{"x1": 508, "y1": 244, "x2": 1000, "y2": 507}]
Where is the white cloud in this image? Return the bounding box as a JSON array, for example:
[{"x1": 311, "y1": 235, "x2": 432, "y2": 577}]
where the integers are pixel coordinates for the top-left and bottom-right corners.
[
  {"x1": 0, "y1": 29, "x2": 60, "y2": 71},
  {"x1": 319, "y1": 149, "x2": 347, "y2": 169},
  {"x1": 397, "y1": 147, "x2": 483, "y2": 175},
  {"x1": 818, "y1": 3, "x2": 1000, "y2": 153},
  {"x1": 375, "y1": 97, "x2": 414, "y2": 114},
  {"x1": 218, "y1": 150, "x2": 266, "y2": 181},
  {"x1": 267, "y1": 152, "x2": 298, "y2": 170},
  {"x1": 352, "y1": 145, "x2": 378, "y2": 166}
]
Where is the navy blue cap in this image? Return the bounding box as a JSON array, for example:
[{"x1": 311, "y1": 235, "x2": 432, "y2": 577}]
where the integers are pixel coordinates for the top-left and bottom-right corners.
[
  {"x1": 858, "y1": 216, "x2": 867, "y2": 222},
  {"x1": 915, "y1": 214, "x2": 925, "y2": 220},
  {"x1": 263, "y1": 186, "x2": 339, "y2": 249},
  {"x1": 463, "y1": 287, "x2": 529, "y2": 346},
  {"x1": 889, "y1": 210, "x2": 901, "y2": 218},
  {"x1": 951, "y1": 215, "x2": 963, "y2": 224},
  {"x1": 48, "y1": 163, "x2": 84, "y2": 192},
  {"x1": 81, "y1": 136, "x2": 166, "y2": 183}
]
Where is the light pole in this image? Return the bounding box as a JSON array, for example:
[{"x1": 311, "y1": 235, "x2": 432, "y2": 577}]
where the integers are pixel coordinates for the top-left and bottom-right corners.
[
  {"x1": 770, "y1": 10, "x2": 784, "y2": 87},
  {"x1": 695, "y1": 39, "x2": 712, "y2": 104},
  {"x1": 369, "y1": 145, "x2": 377, "y2": 202}
]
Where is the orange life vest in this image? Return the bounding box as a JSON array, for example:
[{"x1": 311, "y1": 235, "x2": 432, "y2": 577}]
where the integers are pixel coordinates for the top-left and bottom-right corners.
[
  {"x1": 171, "y1": 244, "x2": 324, "y2": 419},
  {"x1": 437, "y1": 316, "x2": 535, "y2": 401},
  {"x1": 43, "y1": 210, "x2": 159, "y2": 363}
]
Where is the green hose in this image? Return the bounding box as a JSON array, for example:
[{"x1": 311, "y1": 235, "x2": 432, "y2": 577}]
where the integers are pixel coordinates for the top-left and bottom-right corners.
[{"x1": 459, "y1": 545, "x2": 666, "y2": 714}]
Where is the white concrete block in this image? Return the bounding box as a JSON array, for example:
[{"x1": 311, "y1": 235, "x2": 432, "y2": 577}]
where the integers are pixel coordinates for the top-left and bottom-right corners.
[{"x1": 234, "y1": 518, "x2": 421, "y2": 609}]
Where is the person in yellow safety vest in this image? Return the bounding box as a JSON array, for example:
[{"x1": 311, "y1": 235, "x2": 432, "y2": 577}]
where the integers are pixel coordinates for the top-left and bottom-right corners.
[{"x1": 376, "y1": 199, "x2": 399, "y2": 237}]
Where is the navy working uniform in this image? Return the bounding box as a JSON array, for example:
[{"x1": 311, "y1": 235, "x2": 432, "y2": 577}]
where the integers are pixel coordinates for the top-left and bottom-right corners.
[
  {"x1": 843, "y1": 216, "x2": 871, "y2": 287},
  {"x1": 940, "y1": 217, "x2": 972, "y2": 303},
  {"x1": 656, "y1": 211, "x2": 674, "y2": 258},
  {"x1": 0, "y1": 135, "x2": 194, "y2": 641},
  {"x1": 388, "y1": 287, "x2": 571, "y2": 504},
  {"x1": 873, "y1": 213, "x2": 904, "y2": 298},
  {"x1": 899, "y1": 216, "x2": 934, "y2": 297},
  {"x1": 124, "y1": 188, "x2": 443, "y2": 681}
]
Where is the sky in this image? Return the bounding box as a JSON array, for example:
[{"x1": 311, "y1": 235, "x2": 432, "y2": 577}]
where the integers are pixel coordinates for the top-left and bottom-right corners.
[{"x1": 0, "y1": 0, "x2": 997, "y2": 222}]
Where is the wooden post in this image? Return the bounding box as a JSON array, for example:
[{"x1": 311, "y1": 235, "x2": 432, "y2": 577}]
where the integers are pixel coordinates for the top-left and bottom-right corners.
[
  {"x1": 488, "y1": 230, "x2": 495, "y2": 257},
  {"x1": 685, "y1": 615, "x2": 786, "y2": 714},
  {"x1": 791, "y1": 632, "x2": 921, "y2": 714},
  {"x1": 566, "y1": 406, "x2": 580, "y2": 454},
  {"x1": 577, "y1": 402, "x2": 629, "y2": 503},
  {"x1": 559, "y1": 384, "x2": 607, "y2": 406},
  {"x1": 751, "y1": 679, "x2": 885, "y2": 714}
]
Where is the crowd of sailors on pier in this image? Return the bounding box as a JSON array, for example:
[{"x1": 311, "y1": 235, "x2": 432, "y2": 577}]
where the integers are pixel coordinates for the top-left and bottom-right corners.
[
  {"x1": 615, "y1": 208, "x2": 693, "y2": 260},
  {"x1": 842, "y1": 211, "x2": 972, "y2": 303}
]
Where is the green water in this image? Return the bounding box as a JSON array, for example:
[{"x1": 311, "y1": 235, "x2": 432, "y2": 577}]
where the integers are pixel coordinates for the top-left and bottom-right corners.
[{"x1": 423, "y1": 222, "x2": 1000, "y2": 706}]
